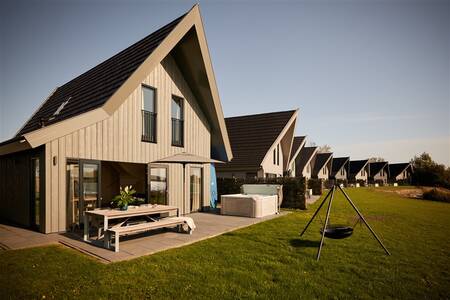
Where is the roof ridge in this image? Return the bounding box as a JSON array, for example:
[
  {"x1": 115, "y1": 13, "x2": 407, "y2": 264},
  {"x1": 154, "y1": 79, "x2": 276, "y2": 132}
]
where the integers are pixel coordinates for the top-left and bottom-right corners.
[
  {"x1": 225, "y1": 109, "x2": 297, "y2": 120},
  {"x1": 54, "y1": 13, "x2": 187, "y2": 92}
]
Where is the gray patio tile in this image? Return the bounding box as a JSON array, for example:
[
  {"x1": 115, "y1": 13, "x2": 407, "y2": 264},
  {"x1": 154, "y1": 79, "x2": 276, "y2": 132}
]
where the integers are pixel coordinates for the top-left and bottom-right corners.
[{"x1": 1, "y1": 211, "x2": 289, "y2": 262}]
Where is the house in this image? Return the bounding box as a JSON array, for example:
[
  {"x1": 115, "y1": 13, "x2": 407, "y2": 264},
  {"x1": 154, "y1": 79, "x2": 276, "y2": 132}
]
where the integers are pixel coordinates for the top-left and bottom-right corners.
[
  {"x1": 294, "y1": 146, "x2": 319, "y2": 180},
  {"x1": 388, "y1": 163, "x2": 413, "y2": 183},
  {"x1": 349, "y1": 159, "x2": 370, "y2": 184},
  {"x1": 369, "y1": 161, "x2": 389, "y2": 184},
  {"x1": 215, "y1": 110, "x2": 298, "y2": 179},
  {"x1": 330, "y1": 157, "x2": 350, "y2": 181},
  {"x1": 0, "y1": 5, "x2": 232, "y2": 233},
  {"x1": 312, "y1": 152, "x2": 333, "y2": 180},
  {"x1": 287, "y1": 136, "x2": 306, "y2": 177}
]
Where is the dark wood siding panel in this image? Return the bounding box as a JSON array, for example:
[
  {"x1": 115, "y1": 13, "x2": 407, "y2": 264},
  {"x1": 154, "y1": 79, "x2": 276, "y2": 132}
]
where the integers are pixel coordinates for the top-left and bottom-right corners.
[{"x1": 0, "y1": 147, "x2": 44, "y2": 228}]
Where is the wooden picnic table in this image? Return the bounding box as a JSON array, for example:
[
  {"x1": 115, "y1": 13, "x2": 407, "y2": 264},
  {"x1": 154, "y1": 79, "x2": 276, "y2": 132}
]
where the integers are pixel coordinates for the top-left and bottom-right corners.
[{"x1": 83, "y1": 204, "x2": 179, "y2": 247}]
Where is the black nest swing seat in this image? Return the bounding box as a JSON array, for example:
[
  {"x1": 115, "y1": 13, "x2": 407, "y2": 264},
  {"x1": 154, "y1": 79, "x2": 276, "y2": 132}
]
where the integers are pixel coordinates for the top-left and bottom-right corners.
[
  {"x1": 320, "y1": 224, "x2": 354, "y2": 239},
  {"x1": 299, "y1": 184, "x2": 391, "y2": 261}
]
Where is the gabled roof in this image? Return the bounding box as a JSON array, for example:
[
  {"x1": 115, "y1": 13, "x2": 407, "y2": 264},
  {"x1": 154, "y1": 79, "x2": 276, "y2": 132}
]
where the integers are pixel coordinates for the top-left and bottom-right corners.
[
  {"x1": 349, "y1": 159, "x2": 369, "y2": 175},
  {"x1": 312, "y1": 152, "x2": 333, "y2": 176},
  {"x1": 217, "y1": 110, "x2": 297, "y2": 171},
  {"x1": 369, "y1": 161, "x2": 388, "y2": 177},
  {"x1": 296, "y1": 146, "x2": 318, "y2": 173},
  {"x1": 331, "y1": 157, "x2": 350, "y2": 177},
  {"x1": 16, "y1": 15, "x2": 185, "y2": 137},
  {"x1": 1, "y1": 5, "x2": 233, "y2": 160},
  {"x1": 388, "y1": 163, "x2": 412, "y2": 178},
  {"x1": 290, "y1": 136, "x2": 306, "y2": 162}
]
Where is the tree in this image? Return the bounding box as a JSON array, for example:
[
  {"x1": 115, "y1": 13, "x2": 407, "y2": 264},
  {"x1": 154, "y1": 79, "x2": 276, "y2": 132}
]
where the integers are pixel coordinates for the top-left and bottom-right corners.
[
  {"x1": 317, "y1": 144, "x2": 332, "y2": 153},
  {"x1": 411, "y1": 152, "x2": 450, "y2": 188},
  {"x1": 368, "y1": 157, "x2": 385, "y2": 162}
]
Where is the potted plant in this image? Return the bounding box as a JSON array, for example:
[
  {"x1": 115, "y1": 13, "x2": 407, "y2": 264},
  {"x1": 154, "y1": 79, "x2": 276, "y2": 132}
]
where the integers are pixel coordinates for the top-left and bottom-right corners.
[{"x1": 111, "y1": 185, "x2": 136, "y2": 210}]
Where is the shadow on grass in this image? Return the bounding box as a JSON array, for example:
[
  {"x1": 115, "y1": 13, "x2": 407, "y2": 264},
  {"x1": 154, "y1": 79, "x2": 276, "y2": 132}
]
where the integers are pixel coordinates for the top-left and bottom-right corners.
[{"x1": 290, "y1": 239, "x2": 320, "y2": 248}]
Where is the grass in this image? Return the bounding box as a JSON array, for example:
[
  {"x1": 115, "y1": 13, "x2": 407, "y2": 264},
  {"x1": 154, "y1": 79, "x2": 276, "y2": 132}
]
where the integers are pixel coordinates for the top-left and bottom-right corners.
[{"x1": 1, "y1": 187, "x2": 449, "y2": 299}]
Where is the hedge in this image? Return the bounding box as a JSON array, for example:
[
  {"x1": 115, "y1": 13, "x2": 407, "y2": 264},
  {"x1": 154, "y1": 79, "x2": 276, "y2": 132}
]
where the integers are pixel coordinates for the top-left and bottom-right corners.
[
  {"x1": 217, "y1": 177, "x2": 307, "y2": 209},
  {"x1": 307, "y1": 178, "x2": 323, "y2": 195}
]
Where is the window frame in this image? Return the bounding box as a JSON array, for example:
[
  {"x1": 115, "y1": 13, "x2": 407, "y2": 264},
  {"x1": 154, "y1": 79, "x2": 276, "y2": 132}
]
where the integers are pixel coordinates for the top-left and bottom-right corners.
[
  {"x1": 141, "y1": 84, "x2": 157, "y2": 143},
  {"x1": 171, "y1": 95, "x2": 184, "y2": 147},
  {"x1": 148, "y1": 164, "x2": 169, "y2": 205},
  {"x1": 276, "y1": 144, "x2": 280, "y2": 166}
]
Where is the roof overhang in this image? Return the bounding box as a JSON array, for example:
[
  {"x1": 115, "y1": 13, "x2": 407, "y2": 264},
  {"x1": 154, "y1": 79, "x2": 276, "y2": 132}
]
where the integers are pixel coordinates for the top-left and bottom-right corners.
[
  {"x1": 260, "y1": 109, "x2": 299, "y2": 168},
  {"x1": 0, "y1": 138, "x2": 31, "y2": 156},
  {"x1": 288, "y1": 136, "x2": 307, "y2": 167},
  {"x1": 0, "y1": 5, "x2": 232, "y2": 161},
  {"x1": 314, "y1": 153, "x2": 333, "y2": 174},
  {"x1": 299, "y1": 147, "x2": 319, "y2": 174},
  {"x1": 331, "y1": 157, "x2": 350, "y2": 176}
]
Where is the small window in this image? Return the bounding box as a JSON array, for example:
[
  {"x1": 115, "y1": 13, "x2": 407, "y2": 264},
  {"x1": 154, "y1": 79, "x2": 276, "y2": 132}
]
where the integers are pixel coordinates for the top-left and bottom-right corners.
[
  {"x1": 273, "y1": 149, "x2": 276, "y2": 164},
  {"x1": 171, "y1": 96, "x2": 184, "y2": 147},
  {"x1": 141, "y1": 85, "x2": 157, "y2": 143},
  {"x1": 276, "y1": 144, "x2": 280, "y2": 166},
  {"x1": 323, "y1": 167, "x2": 326, "y2": 175}
]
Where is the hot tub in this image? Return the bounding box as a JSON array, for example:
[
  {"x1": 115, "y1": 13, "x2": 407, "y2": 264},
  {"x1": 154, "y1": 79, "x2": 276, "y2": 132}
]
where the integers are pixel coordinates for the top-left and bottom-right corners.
[{"x1": 220, "y1": 194, "x2": 278, "y2": 218}]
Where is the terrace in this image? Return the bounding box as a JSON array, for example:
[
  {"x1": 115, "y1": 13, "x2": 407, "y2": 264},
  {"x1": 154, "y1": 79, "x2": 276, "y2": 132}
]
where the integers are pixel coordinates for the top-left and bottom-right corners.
[{"x1": 0, "y1": 211, "x2": 284, "y2": 263}]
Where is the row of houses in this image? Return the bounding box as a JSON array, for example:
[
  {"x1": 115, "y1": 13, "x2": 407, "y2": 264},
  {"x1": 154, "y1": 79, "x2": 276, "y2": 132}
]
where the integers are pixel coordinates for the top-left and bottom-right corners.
[
  {"x1": 0, "y1": 5, "x2": 412, "y2": 234},
  {"x1": 215, "y1": 110, "x2": 413, "y2": 185}
]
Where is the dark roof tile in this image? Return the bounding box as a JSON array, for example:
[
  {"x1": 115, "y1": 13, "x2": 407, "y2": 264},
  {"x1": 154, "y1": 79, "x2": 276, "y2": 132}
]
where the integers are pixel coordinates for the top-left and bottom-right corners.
[
  {"x1": 312, "y1": 152, "x2": 333, "y2": 176},
  {"x1": 349, "y1": 160, "x2": 369, "y2": 175},
  {"x1": 388, "y1": 163, "x2": 412, "y2": 178},
  {"x1": 17, "y1": 13, "x2": 186, "y2": 136},
  {"x1": 331, "y1": 157, "x2": 350, "y2": 176},
  {"x1": 216, "y1": 110, "x2": 296, "y2": 171},
  {"x1": 369, "y1": 161, "x2": 388, "y2": 177},
  {"x1": 296, "y1": 146, "x2": 317, "y2": 173},
  {"x1": 290, "y1": 136, "x2": 306, "y2": 161}
]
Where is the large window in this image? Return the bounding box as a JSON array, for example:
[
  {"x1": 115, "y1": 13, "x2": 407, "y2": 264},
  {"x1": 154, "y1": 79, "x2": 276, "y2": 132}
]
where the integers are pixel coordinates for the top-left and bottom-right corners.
[
  {"x1": 142, "y1": 85, "x2": 156, "y2": 143},
  {"x1": 171, "y1": 96, "x2": 184, "y2": 147}
]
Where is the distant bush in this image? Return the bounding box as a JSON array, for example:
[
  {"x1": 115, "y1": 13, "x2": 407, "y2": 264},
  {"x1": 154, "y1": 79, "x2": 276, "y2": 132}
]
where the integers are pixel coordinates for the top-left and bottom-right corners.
[
  {"x1": 374, "y1": 179, "x2": 386, "y2": 186},
  {"x1": 356, "y1": 179, "x2": 367, "y2": 187},
  {"x1": 217, "y1": 177, "x2": 307, "y2": 209},
  {"x1": 308, "y1": 178, "x2": 323, "y2": 195},
  {"x1": 335, "y1": 179, "x2": 348, "y2": 187},
  {"x1": 422, "y1": 188, "x2": 450, "y2": 203}
]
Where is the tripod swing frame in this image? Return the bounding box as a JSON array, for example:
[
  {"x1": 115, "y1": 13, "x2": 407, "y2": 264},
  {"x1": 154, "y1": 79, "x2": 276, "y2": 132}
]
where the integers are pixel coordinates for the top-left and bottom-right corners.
[{"x1": 300, "y1": 184, "x2": 391, "y2": 261}]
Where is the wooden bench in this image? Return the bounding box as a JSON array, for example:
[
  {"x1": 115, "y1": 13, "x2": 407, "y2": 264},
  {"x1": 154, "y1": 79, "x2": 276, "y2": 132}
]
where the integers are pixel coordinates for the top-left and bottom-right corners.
[{"x1": 105, "y1": 217, "x2": 193, "y2": 252}]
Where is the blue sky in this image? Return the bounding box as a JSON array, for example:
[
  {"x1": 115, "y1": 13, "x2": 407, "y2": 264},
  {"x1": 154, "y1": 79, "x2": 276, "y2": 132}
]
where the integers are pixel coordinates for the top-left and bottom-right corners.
[{"x1": 1, "y1": 0, "x2": 449, "y2": 165}]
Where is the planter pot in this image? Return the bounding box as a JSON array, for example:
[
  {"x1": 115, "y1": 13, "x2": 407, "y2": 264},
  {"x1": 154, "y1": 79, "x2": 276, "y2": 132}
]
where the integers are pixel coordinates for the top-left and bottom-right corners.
[{"x1": 120, "y1": 204, "x2": 128, "y2": 211}]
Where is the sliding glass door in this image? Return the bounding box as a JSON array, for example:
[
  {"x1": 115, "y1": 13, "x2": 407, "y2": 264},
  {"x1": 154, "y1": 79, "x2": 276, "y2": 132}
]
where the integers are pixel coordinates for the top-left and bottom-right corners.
[{"x1": 67, "y1": 160, "x2": 100, "y2": 230}]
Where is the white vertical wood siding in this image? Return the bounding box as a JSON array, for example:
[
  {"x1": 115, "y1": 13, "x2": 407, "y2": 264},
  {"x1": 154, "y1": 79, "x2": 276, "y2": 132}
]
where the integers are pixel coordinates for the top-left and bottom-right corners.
[{"x1": 44, "y1": 55, "x2": 211, "y2": 233}]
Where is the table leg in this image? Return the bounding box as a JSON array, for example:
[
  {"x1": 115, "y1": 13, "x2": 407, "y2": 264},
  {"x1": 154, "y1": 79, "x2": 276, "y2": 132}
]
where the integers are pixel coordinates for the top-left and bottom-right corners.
[
  {"x1": 83, "y1": 214, "x2": 89, "y2": 241},
  {"x1": 103, "y1": 217, "x2": 109, "y2": 248}
]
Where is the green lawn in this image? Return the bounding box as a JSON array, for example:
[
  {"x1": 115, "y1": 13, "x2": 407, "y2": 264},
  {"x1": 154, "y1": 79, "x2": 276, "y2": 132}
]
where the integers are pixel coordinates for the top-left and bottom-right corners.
[{"x1": 1, "y1": 188, "x2": 449, "y2": 299}]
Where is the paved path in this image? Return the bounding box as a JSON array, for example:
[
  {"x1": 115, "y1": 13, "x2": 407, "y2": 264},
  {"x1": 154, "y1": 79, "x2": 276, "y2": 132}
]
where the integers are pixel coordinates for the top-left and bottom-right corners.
[{"x1": 0, "y1": 212, "x2": 287, "y2": 263}]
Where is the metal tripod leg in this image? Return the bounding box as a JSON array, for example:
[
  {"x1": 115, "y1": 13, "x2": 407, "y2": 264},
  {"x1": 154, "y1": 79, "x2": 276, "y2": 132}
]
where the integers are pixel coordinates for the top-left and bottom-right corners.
[
  {"x1": 300, "y1": 187, "x2": 334, "y2": 236},
  {"x1": 316, "y1": 185, "x2": 335, "y2": 261},
  {"x1": 338, "y1": 185, "x2": 391, "y2": 256}
]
